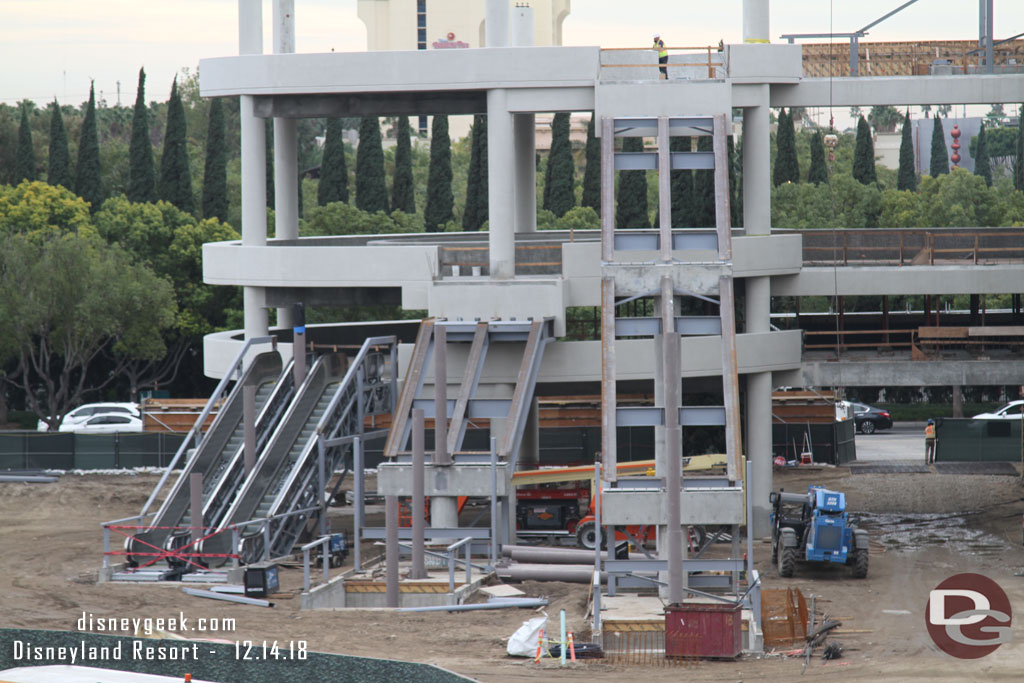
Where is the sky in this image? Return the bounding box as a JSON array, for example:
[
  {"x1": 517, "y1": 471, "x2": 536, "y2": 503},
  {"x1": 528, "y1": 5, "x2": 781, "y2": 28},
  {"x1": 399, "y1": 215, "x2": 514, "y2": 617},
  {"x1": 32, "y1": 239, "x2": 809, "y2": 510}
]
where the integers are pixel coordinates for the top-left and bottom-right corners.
[{"x1": 2, "y1": 0, "x2": 1023, "y2": 109}]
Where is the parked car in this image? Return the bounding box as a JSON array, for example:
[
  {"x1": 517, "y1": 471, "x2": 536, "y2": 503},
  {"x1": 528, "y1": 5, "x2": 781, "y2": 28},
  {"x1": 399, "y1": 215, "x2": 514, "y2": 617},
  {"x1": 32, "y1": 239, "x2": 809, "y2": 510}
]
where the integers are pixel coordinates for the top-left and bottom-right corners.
[
  {"x1": 37, "y1": 402, "x2": 140, "y2": 432},
  {"x1": 973, "y1": 400, "x2": 1024, "y2": 420},
  {"x1": 58, "y1": 413, "x2": 144, "y2": 434},
  {"x1": 851, "y1": 402, "x2": 893, "y2": 434}
]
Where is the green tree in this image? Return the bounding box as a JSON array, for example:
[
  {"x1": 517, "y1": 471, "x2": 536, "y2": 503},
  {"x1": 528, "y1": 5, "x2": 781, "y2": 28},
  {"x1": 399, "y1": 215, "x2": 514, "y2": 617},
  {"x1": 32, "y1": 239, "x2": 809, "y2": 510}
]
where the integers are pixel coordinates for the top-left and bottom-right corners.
[
  {"x1": 424, "y1": 115, "x2": 454, "y2": 232},
  {"x1": 692, "y1": 135, "x2": 716, "y2": 226},
  {"x1": 582, "y1": 115, "x2": 601, "y2": 214},
  {"x1": 159, "y1": 77, "x2": 195, "y2": 214},
  {"x1": 462, "y1": 115, "x2": 488, "y2": 231},
  {"x1": 355, "y1": 116, "x2": 388, "y2": 213},
  {"x1": 202, "y1": 97, "x2": 228, "y2": 221},
  {"x1": 930, "y1": 115, "x2": 949, "y2": 177},
  {"x1": 670, "y1": 136, "x2": 694, "y2": 226},
  {"x1": 868, "y1": 105, "x2": 903, "y2": 133},
  {"x1": 391, "y1": 116, "x2": 416, "y2": 214},
  {"x1": 974, "y1": 122, "x2": 992, "y2": 187},
  {"x1": 15, "y1": 105, "x2": 35, "y2": 183},
  {"x1": 615, "y1": 136, "x2": 649, "y2": 228},
  {"x1": 318, "y1": 118, "x2": 349, "y2": 206},
  {"x1": 852, "y1": 116, "x2": 877, "y2": 185},
  {"x1": 897, "y1": 111, "x2": 917, "y2": 191},
  {"x1": 47, "y1": 101, "x2": 72, "y2": 190},
  {"x1": 773, "y1": 108, "x2": 800, "y2": 186},
  {"x1": 75, "y1": 83, "x2": 104, "y2": 212},
  {"x1": 543, "y1": 113, "x2": 575, "y2": 217},
  {"x1": 127, "y1": 68, "x2": 157, "y2": 203},
  {"x1": 807, "y1": 131, "x2": 829, "y2": 185}
]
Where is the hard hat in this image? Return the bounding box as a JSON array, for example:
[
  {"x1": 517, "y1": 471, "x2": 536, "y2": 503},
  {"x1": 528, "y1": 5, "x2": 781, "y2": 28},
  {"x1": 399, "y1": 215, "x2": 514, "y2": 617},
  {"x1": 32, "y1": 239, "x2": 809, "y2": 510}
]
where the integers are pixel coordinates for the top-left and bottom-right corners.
[
  {"x1": 654, "y1": 33, "x2": 661, "y2": 39},
  {"x1": 927, "y1": 419, "x2": 934, "y2": 424}
]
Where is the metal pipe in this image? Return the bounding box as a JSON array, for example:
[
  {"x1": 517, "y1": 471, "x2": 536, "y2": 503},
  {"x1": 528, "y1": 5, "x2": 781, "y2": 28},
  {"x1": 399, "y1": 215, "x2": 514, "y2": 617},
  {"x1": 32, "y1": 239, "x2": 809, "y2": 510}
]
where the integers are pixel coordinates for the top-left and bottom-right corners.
[
  {"x1": 397, "y1": 599, "x2": 548, "y2": 613},
  {"x1": 385, "y1": 494, "x2": 399, "y2": 608},
  {"x1": 182, "y1": 586, "x2": 271, "y2": 608},
  {"x1": 489, "y1": 436, "x2": 498, "y2": 568},
  {"x1": 411, "y1": 408, "x2": 427, "y2": 579},
  {"x1": 497, "y1": 564, "x2": 609, "y2": 583},
  {"x1": 502, "y1": 545, "x2": 613, "y2": 564}
]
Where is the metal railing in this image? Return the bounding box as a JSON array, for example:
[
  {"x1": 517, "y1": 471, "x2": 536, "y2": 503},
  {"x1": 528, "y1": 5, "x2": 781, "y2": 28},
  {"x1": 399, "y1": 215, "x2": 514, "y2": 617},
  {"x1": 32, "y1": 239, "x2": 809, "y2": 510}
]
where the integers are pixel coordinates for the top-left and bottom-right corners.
[
  {"x1": 600, "y1": 46, "x2": 726, "y2": 79},
  {"x1": 301, "y1": 536, "x2": 332, "y2": 592},
  {"x1": 446, "y1": 537, "x2": 474, "y2": 594}
]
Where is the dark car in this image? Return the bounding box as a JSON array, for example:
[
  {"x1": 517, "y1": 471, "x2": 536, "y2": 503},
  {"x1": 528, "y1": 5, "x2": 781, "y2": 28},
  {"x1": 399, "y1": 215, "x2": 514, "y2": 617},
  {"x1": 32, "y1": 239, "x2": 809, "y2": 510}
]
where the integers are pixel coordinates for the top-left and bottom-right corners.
[{"x1": 851, "y1": 402, "x2": 893, "y2": 434}]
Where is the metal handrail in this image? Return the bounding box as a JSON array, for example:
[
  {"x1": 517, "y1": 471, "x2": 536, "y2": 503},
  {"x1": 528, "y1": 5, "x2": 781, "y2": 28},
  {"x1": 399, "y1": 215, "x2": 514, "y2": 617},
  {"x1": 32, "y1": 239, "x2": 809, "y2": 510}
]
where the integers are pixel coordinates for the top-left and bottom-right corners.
[
  {"x1": 446, "y1": 537, "x2": 474, "y2": 593},
  {"x1": 138, "y1": 335, "x2": 276, "y2": 517},
  {"x1": 301, "y1": 536, "x2": 332, "y2": 591},
  {"x1": 317, "y1": 336, "x2": 395, "y2": 439}
]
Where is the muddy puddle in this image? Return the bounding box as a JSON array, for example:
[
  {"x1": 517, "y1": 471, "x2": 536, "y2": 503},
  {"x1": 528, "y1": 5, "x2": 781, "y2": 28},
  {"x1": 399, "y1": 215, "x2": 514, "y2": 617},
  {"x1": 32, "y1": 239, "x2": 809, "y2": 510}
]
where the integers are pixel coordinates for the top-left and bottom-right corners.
[{"x1": 854, "y1": 511, "x2": 1011, "y2": 555}]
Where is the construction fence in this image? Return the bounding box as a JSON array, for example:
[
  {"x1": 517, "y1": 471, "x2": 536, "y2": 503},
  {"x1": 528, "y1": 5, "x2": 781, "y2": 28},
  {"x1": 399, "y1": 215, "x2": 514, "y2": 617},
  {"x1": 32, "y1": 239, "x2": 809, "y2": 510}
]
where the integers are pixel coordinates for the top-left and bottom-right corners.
[
  {"x1": 934, "y1": 418, "x2": 1023, "y2": 462},
  {"x1": 0, "y1": 432, "x2": 186, "y2": 470}
]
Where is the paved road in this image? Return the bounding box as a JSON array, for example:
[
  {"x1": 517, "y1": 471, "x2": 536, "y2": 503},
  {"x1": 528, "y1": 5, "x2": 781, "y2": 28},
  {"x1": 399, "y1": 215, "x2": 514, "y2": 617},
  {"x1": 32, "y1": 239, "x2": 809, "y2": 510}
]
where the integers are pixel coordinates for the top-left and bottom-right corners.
[{"x1": 852, "y1": 422, "x2": 927, "y2": 462}]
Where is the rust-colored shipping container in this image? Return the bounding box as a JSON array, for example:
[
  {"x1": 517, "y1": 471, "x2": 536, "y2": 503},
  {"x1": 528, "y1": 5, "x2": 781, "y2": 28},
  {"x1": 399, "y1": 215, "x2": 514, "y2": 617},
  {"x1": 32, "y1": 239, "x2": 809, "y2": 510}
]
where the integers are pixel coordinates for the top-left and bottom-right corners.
[{"x1": 664, "y1": 602, "x2": 742, "y2": 659}]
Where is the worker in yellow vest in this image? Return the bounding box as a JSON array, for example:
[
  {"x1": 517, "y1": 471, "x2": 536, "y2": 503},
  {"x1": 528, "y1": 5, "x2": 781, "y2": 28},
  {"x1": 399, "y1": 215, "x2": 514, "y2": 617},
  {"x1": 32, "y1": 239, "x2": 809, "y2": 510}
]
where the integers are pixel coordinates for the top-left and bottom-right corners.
[
  {"x1": 924, "y1": 419, "x2": 936, "y2": 464},
  {"x1": 653, "y1": 33, "x2": 668, "y2": 79}
]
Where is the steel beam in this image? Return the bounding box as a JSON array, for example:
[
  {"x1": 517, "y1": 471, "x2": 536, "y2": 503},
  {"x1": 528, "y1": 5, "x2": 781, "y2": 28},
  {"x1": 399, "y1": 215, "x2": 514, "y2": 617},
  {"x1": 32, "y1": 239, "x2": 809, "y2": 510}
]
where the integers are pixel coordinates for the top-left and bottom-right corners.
[{"x1": 447, "y1": 322, "x2": 489, "y2": 454}]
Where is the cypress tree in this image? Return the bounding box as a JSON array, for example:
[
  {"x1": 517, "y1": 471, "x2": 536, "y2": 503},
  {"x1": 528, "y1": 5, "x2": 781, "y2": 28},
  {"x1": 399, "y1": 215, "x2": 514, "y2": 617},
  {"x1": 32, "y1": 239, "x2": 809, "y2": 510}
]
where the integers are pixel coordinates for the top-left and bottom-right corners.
[
  {"x1": 852, "y1": 116, "x2": 877, "y2": 185},
  {"x1": 974, "y1": 122, "x2": 992, "y2": 187},
  {"x1": 47, "y1": 100, "x2": 72, "y2": 190},
  {"x1": 543, "y1": 113, "x2": 575, "y2": 218},
  {"x1": 265, "y1": 119, "x2": 275, "y2": 210},
  {"x1": 1015, "y1": 104, "x2": 1024, "y2": 191},
  {"x1": 615, "y1": 136, "x2": 650, "y2": 229},
  {"x1": 15, "y1": 105, "x2": 35, "y2": 183},
  {"x1": 462, "y1": 115, "x2": 488, "y2": 231},
  {"x1": 202, "y1": 97, "x2": 228, "y2": 221},
  {"x1": 670, "y1": 136, "x2": 694, "y2": 227},
  {"x1": 930, "y1": 115, "x2": 949, "y2": 177},
  {"x1": 897, "y1": 111, "x2": 917, "y2": 191},
  {"x1": 317, "y1": 118, "x2": 349, "y2": 206},
  {"x1": 391, "y1": 115, "x2": 416, "y2": 214},
  {"x1": 692, "y1": 135, "x2": 715, "y2": 226},
  {"x1": 75, "y1": 82, "x2": 103, "y2": 211},
  {"x1": 159, "y1": 77, "x2": 195, "y2": 213},
  {"x1": 807, "y1": 131, "x2": 829, "y2": 185},
  {"x1": 355, "y1": 116, "x2": 388, "y2": 213},
  {"x1": 424, "y1": 114, "x2": 454, "y2": 232},
  {"x1": 773, "y1": 108, "x2": 800, "y2": 186},
  {"x1": 581, "y1": 115, "x2": 601, "y2": 214},
  {"x1": 127, "y1": 67, "x2": 156, "y2": 203}
]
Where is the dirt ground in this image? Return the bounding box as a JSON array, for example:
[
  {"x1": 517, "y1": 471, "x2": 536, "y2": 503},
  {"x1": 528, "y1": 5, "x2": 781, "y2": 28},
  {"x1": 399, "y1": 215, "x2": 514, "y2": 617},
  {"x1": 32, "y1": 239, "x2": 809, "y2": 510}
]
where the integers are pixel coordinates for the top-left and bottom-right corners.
[{"x1": 2, "y1": 466, "x2": 1024, "y2": 682}]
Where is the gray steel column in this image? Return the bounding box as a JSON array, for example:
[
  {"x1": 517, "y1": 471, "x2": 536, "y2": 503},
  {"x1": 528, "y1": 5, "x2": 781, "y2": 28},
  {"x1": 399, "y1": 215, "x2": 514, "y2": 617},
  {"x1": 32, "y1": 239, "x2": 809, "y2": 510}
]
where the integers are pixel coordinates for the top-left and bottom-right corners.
[
  {"x1": 190, "y1": 472, "x2": 204, "y2": 545},
  {"x1": 431, "y1": 326, "x2": 458, "y2": 527},
  {"x1": 239, "y1": 0, "x2": 267, "y2": 341},
  {"x1": 385, "y1": 495, "x2": 399, "y2": 607},
  {"x1": 600, "y1": 117, "x2": 617, "y2": 483},
  {"x1": 518, "y1": 398, "x2": 540, "y2": 469},
  {"x1": 485, "y1": 0, "x2": 509, "y2": 47},
  {"x1": 514, "y1": 114, "x2": 537, "y2": 234},
  {"x1": 243, "y1": 385, "x2": 256, "y2": 474},
  {"x1": 487, "y1": 89, "x2": 515, "y2": 279},
  {"x1": 742, "y1": 0, "x2": 770, "y2": 44},
  {"x1": 747, "y1": 371, "x2": 773, "y2": 538},
  {"x1": 661, "y1": 276, "x2": 683, "y2": 603},
  {"x1": 849, "y1": 36, "x2": 859, "y2": 77},
  {"x1": 411, "y1": 408, "x2": 427, "y2": 580},
  {"x1": 980, "y1": 0, "x2": 994, "y2": 74},
  {"x1": 353, "y1": 437, "x2": 363, "y2": 571}
]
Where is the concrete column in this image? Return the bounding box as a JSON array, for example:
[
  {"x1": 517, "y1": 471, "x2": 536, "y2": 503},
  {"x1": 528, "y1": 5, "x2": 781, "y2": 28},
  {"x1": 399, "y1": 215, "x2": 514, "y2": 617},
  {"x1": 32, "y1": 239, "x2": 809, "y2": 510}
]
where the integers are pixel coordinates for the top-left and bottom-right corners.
[
  {"x1": 742, "y1": 88, "x2": 771, "y2": 237},
  {"x1": 239, "y1": 2, "x2": 267, "y2": 342},
  {"x1": 488, "y1": 89, "x2": 515, "y2": 279},
  {"x1": 514, "y1": 114, "x2": 537, "y2": 234},
  {"x1": 511, "y1": 4, "x2": 535, "y2": 47},
  {"x1": 742, "y1": 0, "x2": 770, "y2": 44},
  {"x1": 273, "y1": 1, "x2": 297, "y2": 328},
  {"x1": 485, "y1": 0, "x2": 509, "y2": 48}
]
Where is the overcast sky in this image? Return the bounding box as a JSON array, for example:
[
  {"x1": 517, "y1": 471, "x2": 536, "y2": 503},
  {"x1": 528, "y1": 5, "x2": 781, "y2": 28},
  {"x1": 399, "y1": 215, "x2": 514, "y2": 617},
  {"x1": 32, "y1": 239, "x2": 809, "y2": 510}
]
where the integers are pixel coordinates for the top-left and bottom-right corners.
[{"x1": 2, "y1": 0, "x2": 1022, "y2": 109}]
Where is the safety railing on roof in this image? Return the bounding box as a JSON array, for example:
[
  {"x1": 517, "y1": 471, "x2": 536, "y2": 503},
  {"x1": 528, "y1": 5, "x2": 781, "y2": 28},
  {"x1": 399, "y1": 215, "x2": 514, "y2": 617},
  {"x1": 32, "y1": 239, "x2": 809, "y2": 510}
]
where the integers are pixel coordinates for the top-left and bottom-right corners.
[{"x1": 599, "y1": 46, "x2": 726, "y2": 80}]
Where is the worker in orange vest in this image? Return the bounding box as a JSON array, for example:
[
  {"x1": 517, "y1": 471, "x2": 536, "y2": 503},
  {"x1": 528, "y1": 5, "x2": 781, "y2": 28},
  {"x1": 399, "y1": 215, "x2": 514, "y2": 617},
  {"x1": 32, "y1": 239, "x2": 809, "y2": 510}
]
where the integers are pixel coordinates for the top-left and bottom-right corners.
[
  {"x1": 653, "y1": 33, "x2": 668, "y2": 79},
  {"x1": 924, "y1": 419, "x2": 936, "y2": 464}
]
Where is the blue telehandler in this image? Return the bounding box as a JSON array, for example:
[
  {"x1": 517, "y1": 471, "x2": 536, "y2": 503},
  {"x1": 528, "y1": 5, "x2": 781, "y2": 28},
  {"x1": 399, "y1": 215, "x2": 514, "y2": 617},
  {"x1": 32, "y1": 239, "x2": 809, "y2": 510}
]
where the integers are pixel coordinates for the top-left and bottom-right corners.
[{"x1": 770, "y1": 486, "x2": 868, "y2": 579}]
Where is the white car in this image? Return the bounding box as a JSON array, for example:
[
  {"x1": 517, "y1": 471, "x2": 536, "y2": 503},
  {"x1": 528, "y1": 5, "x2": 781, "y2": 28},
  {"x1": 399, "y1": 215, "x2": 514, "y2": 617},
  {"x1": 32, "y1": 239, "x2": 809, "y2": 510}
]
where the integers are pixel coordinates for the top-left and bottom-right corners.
[
  {"x1": 58, "y1": 413, "x2": 144, "y2": 434},
  {"x1": 37, "y1": 402, "x2": 140, "y2": 432},
  {"x1": 973, "y1": 400, "x2": 1024, "y2": 420}
]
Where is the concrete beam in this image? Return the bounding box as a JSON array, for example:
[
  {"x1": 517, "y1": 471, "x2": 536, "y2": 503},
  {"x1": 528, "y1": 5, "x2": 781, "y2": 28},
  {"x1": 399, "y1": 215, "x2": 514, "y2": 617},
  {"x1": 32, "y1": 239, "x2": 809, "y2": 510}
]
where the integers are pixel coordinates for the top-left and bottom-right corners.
[
  {"x1": 603, "y1": 263, "x2": 729, "y2": 298},
  {"x1": 377, "y1": 463, "x2": 509, "y2": 497},
  {"x1": 595, "y1": 82, "x2": 731, "y2": 122},
  {"x1": 771, "y1": 75, "x2": 1024, "y2": 108},
  {"x1": 774, "y1": 264, "x2": 1024, "y2": 297},
  {"x1": 802, "y1": 359, "x2": 1024, "y2": 387},
  {"x1": 601, "y1": 488, "x2": 746, "y2": 526}
]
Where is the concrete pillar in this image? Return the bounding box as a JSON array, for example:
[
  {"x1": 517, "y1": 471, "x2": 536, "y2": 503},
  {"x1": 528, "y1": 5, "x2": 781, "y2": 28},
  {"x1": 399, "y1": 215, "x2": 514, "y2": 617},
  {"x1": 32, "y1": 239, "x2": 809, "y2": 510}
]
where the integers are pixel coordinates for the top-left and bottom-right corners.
[
  {"x1": 239, "y1": 2, "x2": 267, "y2": 341},
  {"x1": 514, "y1": 114, "x2": 537, "y2": 234},
  {"x1": 485, "y1": 0, "x2": 509, "y2": 48},
  {"x1": 742, "y1": 0, "x2": 770, "y2": 44},
  {"x1": 742, "y1": 88, "x2": 771, "y2": 237},
  {"x1": 511, "y1": 4, "x2": 535, "y2": 47},
  {"x1": 488, "y1": 89, "x2": 515, "y2": 279},
  {"x1": 273, "y1": 1, "x2": 297, "y2": 329}
]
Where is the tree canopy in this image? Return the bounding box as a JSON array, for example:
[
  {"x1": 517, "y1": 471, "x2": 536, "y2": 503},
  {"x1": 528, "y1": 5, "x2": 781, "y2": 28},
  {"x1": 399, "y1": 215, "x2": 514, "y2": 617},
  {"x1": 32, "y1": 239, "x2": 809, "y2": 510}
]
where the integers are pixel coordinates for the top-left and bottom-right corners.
[
  {"x1": 424, "y1": 115, "x2": 454, "y2": 232},
  {"x1": 852, "y1": 116, "x2": 877, "y2": 185},
  {"x1": 159, "y1": 78, "x2": 195, "y2": 213},
  {"x1": 355, "y1": 116, "x2": 389, "y2": 213},
  {"x1": 75, "y1": 83, "x2": 104, "y2": 212}
]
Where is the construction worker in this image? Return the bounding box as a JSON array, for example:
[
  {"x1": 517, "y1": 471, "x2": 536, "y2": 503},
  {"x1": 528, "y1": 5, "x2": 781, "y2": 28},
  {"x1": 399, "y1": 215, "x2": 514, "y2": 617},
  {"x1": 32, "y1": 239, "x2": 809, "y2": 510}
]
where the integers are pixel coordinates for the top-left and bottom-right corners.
[
  {"x1": 924, "y1": 419, "x2": 936, "y2": 464},
  {"x1": 653, "y1": 33, "x2": 668, "y2": 79}
]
